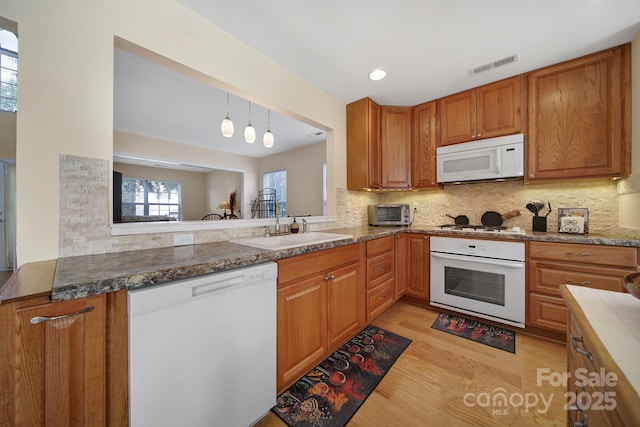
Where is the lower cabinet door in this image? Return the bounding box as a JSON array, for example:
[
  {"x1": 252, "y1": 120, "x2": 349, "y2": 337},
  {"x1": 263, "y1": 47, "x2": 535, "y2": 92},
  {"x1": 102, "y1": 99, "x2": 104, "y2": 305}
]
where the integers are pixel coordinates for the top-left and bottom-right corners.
[
  {"x1": 367, "y1": 279, "x2": 395, "y2": 321},
  {"x1": 13, "y1": 294, "x2": 107, "y2": 427},
  {"x1": 327, "y1": 262, "x2": 363, "y2": 349},
  {"x1": 277, "y1": 276, "x2": 328, "y2": 390},
  {"x1": 528, "y1": 292, "x2": 567, "y2": 332}
]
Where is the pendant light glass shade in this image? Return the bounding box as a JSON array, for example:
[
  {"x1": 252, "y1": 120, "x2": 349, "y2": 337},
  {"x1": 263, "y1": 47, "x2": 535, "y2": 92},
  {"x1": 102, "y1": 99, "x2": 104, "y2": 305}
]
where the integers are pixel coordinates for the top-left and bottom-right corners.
[
  {"x1": 244, "y1": 101, "x2": 256, "y2": 143},
  {"x1": 263, "y1": 109, "x2": 274, "y2": 148},
  {"x1": 220, "y1": 92, "x2": 234, "y2": 137},
  {"x1": 244, "y1": 123, "x2": 256, "y2": 143}
]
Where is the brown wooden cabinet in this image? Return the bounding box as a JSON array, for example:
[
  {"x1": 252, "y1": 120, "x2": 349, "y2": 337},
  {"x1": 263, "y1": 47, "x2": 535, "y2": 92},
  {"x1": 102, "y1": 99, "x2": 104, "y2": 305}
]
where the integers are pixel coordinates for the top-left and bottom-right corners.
[
  {"x1": 347, "y1": 97, "x2": 381, "y2": 190},
  {"x1": 0, "y1": 291, "x2": 129, "y2": 427},
  {"x1": 365, "y1": 236, "x2": 396, "y2": 320},
  {"x1": 394, "y1": 234, "x2": 408, "y2": 299},
  {"x1": 405, "y1": 233, "x2": 430, "y2": 300},
  {"x1": 380, "y1": 106, "x2": 412, "y2": 189},
  {"x1": 411, "y1": 101, "x2": 439, "y2": 188},
  {"x1": 527, "y1": 241, "x2": 636, "y2": 332},
  {"x1": 438, "y1": 76, "x2": 525, "y2": 146},
  {"x1": 347, "y1": 98, "x2": 412, "y2": 190},
  {"x1": 527, "y1": 44, "x2": 631, "y2": 181},
  {"x1": 562, "y1": 289, "x2": 637, "y2": 426},
  {"x1": 276, "y1": 244, "x2": 364, "y2": 392}
]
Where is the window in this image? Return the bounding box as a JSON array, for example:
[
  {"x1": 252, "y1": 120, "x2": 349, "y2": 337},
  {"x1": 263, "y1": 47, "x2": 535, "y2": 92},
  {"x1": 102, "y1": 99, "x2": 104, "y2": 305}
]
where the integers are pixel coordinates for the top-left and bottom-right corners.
[
  {"x1": 263, "y1": 170, "x2": 286, "y2": 217},
  {"x1": 122, "y1": 178, "x2": 181, "y2": 220},
  {"x1": 0, "y1": 28, "x2": 18, "y2": 113}
]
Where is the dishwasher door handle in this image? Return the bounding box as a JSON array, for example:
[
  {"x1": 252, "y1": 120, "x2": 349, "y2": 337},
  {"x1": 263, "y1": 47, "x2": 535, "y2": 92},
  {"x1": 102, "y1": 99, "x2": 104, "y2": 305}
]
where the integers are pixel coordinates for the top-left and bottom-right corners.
[{"x1": 192, "y1": 276, "x2": 244, "y2": 297}]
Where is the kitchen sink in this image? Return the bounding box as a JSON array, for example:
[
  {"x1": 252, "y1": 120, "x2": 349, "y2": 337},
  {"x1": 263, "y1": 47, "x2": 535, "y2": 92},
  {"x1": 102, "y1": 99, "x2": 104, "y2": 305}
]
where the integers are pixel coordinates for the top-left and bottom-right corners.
[{"x1": 230, "y1": 232, "x2": 354, "y2": 251}]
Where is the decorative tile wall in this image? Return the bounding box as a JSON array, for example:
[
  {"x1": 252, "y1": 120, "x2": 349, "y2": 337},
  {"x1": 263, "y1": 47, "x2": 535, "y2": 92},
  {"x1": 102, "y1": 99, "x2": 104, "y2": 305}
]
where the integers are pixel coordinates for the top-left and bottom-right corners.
[{"x1": 59, "y1": 155, "x2": 639, "y2": 257}]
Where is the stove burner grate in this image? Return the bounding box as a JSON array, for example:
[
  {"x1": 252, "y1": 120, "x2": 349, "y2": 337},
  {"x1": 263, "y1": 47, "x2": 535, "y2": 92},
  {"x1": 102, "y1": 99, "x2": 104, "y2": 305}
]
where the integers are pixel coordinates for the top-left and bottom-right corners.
[{"x1": 439, "y1": 224, "x2": 508, "y2": 232}]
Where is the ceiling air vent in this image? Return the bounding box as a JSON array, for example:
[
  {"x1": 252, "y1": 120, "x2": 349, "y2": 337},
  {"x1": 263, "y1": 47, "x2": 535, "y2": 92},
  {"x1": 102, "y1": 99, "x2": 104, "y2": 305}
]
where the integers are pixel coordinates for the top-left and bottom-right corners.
[{"x1": 469, "y1": 52, "x2": 519, "y2": 76}]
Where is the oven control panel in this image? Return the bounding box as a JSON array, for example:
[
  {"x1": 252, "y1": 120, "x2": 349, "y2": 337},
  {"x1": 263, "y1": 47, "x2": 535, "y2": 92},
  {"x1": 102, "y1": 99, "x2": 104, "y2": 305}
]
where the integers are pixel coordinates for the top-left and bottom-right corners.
[{"x1": 431, "y1": 236, "x2": 525, "y2": 262}]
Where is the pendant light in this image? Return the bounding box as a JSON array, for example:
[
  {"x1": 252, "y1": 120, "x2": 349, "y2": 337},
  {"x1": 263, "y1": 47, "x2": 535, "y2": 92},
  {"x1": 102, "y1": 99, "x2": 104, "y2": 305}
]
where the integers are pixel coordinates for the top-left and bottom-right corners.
[
  {"x1": 244, "y1": 101, "x2": 256, "y2": 143},
  {"x1": 220, "y1": 92, "x2": 234, "y2": 138},
  {"x1": 263, "y1": 109, "x2": 274, "y2": 148}
]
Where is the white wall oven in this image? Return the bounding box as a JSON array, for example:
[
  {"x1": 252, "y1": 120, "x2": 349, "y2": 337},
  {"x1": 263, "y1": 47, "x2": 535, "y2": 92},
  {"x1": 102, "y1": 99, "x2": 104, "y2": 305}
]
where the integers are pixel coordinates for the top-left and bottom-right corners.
[{"x1": 430, "y1": 236, "x2": 525, "y2": 328}]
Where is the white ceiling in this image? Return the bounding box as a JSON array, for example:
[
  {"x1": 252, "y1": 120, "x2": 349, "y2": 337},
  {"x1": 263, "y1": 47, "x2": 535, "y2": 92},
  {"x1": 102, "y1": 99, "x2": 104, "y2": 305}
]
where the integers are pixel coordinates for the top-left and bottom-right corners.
[
  {"x1": 115, "y1": 0, "x2": 640, "y2": 160},
  {"x1": 113, "y1": 48, "x2": 326, "y2": 160}
]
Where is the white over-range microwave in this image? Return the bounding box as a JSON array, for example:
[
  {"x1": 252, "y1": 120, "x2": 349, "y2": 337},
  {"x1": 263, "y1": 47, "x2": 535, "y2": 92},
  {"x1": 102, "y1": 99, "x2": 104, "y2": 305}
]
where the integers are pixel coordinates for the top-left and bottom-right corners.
[{"x1": 436, "y1": 134, "x2": 524, "y2": 184}]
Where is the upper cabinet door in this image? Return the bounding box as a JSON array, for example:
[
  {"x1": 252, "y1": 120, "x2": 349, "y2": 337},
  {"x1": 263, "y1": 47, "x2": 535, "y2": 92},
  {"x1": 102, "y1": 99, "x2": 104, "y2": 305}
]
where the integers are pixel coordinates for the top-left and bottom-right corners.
[
  {"x1": 438, "y1": 76, "x2": 525, "y2": 147},
  {"x1": 437, "y1": 90, "x2": 476, "y2": 146},
  {"x1": 380, "y1": 106, "x2": 412, "y2": 189},
  {"x1": 347, "y1": 97, "x2": 381, "y2": 190},
  {"x1": 476, "y1": 75, "x2": 525, "y2": 140},
  {"x1": 527, "y1": 45, "x2": 631, "y2": 181},
  {"x1": 412, "y1": 101, "x2": 438, "y2": 189}
]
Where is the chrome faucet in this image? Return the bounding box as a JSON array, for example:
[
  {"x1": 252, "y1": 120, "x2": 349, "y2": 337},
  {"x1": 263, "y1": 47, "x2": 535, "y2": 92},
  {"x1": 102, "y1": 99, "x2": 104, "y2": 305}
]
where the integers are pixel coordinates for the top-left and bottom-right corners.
[
  {"x1": 301, "y1": 218, "x2": 308, "y2": 233},
  {"x1": 274, "y1": 201, "x2": 281, "y2": 233}
]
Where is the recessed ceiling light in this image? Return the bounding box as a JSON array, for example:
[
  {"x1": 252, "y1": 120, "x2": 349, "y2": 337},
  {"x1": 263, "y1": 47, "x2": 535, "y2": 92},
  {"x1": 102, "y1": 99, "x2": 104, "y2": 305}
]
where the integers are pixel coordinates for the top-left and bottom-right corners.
[{"x1": 368, "y1": 69, "x2": 387, "y2": 81}]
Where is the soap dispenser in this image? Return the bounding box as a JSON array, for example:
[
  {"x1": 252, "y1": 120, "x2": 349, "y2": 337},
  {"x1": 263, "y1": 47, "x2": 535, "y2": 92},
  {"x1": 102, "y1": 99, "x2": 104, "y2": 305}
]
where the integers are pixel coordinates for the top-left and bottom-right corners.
[{"x1": 290, "y1": 217, "x2": 300, "y2": 234}]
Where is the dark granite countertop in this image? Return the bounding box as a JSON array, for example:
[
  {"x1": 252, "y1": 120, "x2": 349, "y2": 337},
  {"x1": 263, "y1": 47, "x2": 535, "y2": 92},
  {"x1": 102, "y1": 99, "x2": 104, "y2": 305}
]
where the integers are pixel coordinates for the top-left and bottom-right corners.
[{"x1": 2, "y1": 225, "x2": 637, "y2": 303}]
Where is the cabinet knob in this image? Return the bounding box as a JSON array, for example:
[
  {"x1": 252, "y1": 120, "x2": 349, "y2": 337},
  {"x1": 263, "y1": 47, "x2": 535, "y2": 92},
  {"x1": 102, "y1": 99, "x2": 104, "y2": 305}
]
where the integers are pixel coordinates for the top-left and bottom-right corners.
[
  {"x1": 529, "y1": 173, "x2": 535, "y2": 178},
  {"x1": 324, "y1": 274, "x2": 335, "y2": 281}
]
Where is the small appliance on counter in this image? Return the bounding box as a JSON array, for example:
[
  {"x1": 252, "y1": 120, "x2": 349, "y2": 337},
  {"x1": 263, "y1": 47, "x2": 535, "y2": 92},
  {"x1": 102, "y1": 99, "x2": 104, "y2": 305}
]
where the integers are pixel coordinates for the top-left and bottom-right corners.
[
  {"x1": 558, "y1": 207, "x2": 589, "y2": 234},
  {"x1": 368, "y1": 204, "x2": 411, "y2": 226}
]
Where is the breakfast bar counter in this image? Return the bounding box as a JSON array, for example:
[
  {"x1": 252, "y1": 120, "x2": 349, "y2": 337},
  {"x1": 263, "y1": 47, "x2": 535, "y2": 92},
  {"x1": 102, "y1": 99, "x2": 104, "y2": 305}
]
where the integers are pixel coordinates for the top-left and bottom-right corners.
[{"x1": 1, "y1": 225, "x2": 639, "y2": 304}]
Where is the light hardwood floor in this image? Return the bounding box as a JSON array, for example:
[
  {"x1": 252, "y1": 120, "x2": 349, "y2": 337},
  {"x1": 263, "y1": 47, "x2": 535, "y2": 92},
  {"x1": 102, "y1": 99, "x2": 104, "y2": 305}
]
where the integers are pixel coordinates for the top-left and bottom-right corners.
[{"x1": 256, "y1": 301, "x2": 567, "y2": 427}]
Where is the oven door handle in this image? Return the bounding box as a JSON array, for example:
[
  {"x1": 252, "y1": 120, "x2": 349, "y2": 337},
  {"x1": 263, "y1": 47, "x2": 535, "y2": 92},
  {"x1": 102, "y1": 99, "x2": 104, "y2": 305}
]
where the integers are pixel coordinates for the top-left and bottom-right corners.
[{"x1": 431, "y1": 252, "x2": 524, "y2": 269}]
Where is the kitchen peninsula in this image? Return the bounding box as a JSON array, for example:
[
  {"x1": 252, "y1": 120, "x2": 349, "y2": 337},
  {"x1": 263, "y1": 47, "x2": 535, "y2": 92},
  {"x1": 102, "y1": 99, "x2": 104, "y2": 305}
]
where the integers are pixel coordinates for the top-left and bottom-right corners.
[{"x1": 2, "y1": 225, "x2": 639, "y2": 426}]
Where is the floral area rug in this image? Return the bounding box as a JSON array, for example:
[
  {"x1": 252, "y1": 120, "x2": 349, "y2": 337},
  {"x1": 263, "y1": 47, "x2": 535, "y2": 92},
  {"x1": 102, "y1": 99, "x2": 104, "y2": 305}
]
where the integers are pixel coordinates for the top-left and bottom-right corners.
[
  {"x1": 431, "y1": 312, "x2": 515, "y2": 353},
  {"x1": 272, "y1": 325, "x2": 411, "y2": 427}
]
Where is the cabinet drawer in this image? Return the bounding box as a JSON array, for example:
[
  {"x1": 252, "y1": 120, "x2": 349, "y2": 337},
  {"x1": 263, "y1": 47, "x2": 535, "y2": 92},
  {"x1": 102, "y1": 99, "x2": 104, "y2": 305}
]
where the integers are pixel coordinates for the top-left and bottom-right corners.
[
  {"x1": 529, "y1": 242, "x2": 636, "y2": 268},
  {"x1": 528, "y1": 293, "x2": 567, "y2": 332},
  {"x1": 366, "y1": 236, "x2": 394, "y2": 257},
  {"x1": 278, "y1": 243, "x2": 361, "y2": 285},
  {"x1": 366, "y1": 253, "x2": 394, "y2": 290},
  {"x1": 367, "y1": 279, "x2": 395, "y2": 320},
  {"x1": 529, "y1": 261, "x2": 627, "y2": 296}
]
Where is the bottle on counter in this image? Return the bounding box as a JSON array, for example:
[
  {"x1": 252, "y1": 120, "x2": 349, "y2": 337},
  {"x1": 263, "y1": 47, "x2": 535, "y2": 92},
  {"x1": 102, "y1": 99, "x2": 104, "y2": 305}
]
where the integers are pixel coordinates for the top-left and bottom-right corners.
[{"x1": 290, "y1": 217, "x2": 300, "y2": 234}]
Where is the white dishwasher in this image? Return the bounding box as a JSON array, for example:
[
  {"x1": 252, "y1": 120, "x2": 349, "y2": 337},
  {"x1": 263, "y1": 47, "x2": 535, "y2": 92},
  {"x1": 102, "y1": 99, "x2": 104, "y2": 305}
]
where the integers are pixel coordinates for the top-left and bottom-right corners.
[{"x1": 128, "y1": 262, "x2": 277, "y2": 427}]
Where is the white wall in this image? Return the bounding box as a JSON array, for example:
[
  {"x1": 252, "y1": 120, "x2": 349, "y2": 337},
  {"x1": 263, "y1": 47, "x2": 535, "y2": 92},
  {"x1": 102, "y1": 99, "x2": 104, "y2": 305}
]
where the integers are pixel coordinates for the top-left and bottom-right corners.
[
  {"x1": 617, "y1": 31, "x2": 640, "y2": 229},
  {"x1": 0, "y1": 112, "x2": 16, "y2": 159},
  {"x1": 258, "y1": 142, "x2": 326, "y2": 217},
  {"x1": 205, "y1": 170, "x2": 243, "y2": 217},
  {"x1": 113, "y1": 162, "x2": 208, "y2": 221},
  {"x1": 3, "y1": 0, "x2": 346, "y2": 265}
]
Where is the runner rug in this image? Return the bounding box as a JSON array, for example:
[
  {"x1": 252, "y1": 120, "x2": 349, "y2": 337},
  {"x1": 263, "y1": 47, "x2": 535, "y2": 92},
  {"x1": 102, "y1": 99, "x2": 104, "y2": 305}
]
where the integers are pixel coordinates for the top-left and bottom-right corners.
[
  {"x1": 430, "y1": 312, "x2": 516, "y2": 354},
  {"x1": 272, "y1": 325, "x2": 411, "y2": 427}
]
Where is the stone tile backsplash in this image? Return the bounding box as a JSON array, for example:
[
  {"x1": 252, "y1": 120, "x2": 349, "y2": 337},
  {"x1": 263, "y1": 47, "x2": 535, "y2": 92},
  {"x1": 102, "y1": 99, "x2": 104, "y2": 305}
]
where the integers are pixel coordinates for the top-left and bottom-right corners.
[{"x1": 59, "y1": 155, "x2": 639, "y2": 257}]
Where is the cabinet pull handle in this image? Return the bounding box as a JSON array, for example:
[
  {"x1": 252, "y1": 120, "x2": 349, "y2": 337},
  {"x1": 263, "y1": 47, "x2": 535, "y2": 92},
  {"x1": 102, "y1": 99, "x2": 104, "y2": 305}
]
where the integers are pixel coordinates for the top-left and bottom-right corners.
[
  {"x1": 30, "y1": 306, "x2": 95, "y2": 324},
  {"x1": 324, "y1": 274, "x2": 335, "y2": 281},
  {"x1": 581, "y1": 252, "x2": 591, "y2": 256},
  {"x1": 565, "y1": 251, "x2": 575, "y2": 255},
  {"x1": 565, "y1": 280, "x2": 592, "y2": 285},
  {"x1": 378, "y1": 295, "x2": 387, "y2": 300},
  {"x1": 571, "y1": 335, "x2": 594, "y2": 362},
  {"x1": 572, "y1": 413, "x2": 589, "y2": 427},
  {"x1": 378, "y1": 267, "x2": 386, "y2": 271}
]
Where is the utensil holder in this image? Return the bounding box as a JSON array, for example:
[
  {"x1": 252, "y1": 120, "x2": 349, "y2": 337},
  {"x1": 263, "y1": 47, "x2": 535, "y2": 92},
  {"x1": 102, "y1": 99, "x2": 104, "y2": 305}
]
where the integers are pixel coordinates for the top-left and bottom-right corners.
[{"x1": 532, "y1": 216, "x2": 547, "y2": 232}]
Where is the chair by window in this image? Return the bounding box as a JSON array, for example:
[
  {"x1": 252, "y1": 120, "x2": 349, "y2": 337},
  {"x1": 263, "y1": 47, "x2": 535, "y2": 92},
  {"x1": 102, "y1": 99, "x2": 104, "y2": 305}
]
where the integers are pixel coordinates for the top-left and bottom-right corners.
[{"x1": 202, "y1": 213, "x2": 223, "y2": 220}]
